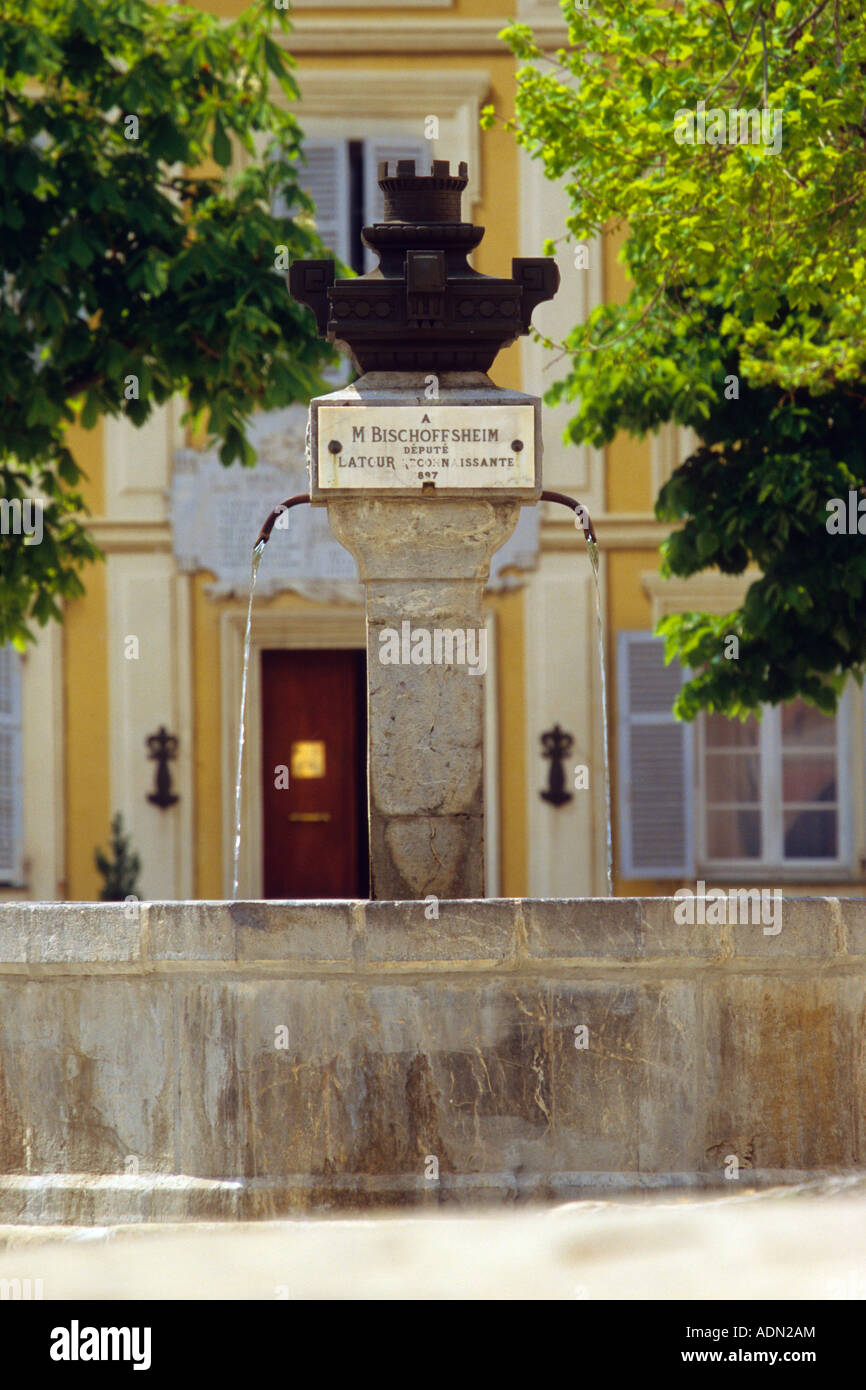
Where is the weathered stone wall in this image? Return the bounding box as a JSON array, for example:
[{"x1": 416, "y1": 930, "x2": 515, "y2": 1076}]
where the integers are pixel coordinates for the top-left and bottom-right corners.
[{"x1": 0, "y1": 898, "x2": 864, "y2": 1223}]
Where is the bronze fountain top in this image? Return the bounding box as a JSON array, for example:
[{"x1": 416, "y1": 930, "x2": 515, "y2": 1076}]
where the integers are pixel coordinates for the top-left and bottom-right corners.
[{"x1": 288, "y1": 158, "x2": 560, "y2": 374}]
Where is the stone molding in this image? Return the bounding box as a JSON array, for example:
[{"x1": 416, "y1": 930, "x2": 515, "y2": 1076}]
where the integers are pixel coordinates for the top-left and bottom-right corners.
[
  {"x1": 284, "y1": 69, "x2": 491, "y2": 215},
  {"x1": 286, "y1": 18, "x2": 568, "y2": 53},
  {"x1": 86, "y1": 520, "x2": 173, "y2": 553},
  {"x1": 292, "y1": 0, "x2": 452, "y2": 8},
  {"x1": 641, "y1": 568, "x2": 762, "y2": 621},
  {"x1": 3, "y1": 896, "x2": 863, "y2": 967},
  {"x1": 541, "y1": 513, "x2": 670, "y2": 550}
]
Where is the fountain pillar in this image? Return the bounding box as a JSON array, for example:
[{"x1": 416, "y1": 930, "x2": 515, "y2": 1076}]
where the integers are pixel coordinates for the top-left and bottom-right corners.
[
  {"x1": 289, "y1": 159, "x2": 559, "y2": 897},
  {"x1": 326, "y1": 428, "x2": 521, "y2": 898}
]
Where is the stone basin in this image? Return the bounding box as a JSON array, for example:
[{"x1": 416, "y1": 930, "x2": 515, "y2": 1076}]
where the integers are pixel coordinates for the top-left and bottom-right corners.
[{"x1": 1, "y1": 897, "x2": 864, "y2": 1224}]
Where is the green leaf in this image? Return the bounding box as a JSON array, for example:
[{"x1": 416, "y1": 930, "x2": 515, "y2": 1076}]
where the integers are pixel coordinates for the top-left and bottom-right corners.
[
  {"x1": 212, "y1": 116, "x2": 231, "y2": 168},
  {"x1": 263, "y1": 36, "x2": 286, "y2": 80},
  {"x1": 80, "y1": 391, "x2": 101, "y2": 429}
]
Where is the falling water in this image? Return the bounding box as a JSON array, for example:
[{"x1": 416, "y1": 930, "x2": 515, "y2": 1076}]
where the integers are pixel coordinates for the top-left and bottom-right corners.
[
  {"x1": 586, "y1": 536, "x2": 614, "y2": 897},
  {"x1": 232, "y1": 538, "x2": 266, "y2": 900}
]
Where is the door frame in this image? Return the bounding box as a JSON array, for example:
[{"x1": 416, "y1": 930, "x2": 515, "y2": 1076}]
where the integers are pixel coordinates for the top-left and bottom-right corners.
[
  {"x1": 221, "y1": 605, "x2": 502, "y2": 899},
  {"x1": 221, "y1": 606, "x2": 365, "y2": 899}
]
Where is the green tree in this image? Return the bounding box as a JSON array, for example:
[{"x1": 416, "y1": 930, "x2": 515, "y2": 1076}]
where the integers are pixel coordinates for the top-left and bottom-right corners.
[
  {"x1": 0, "y1": 0, "x2": 337, "y2": 647},
  {"x1": 94, "y1": 812, "x2": 142, "y2": 901},
  {"x1": 487, "y1": 0, "x2": 866, "y2": 718}
]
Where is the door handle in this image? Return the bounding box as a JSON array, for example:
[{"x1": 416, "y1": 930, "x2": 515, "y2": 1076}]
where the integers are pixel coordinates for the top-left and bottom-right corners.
[{"x1": 288, "y1": 812, "x2": 332, "y2": 823}]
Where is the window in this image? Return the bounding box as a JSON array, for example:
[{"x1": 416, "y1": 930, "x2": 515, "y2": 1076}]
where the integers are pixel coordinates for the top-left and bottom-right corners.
[
  {"x1": 698, "y1": 697, "x2": 849, "y2": 873},
  {"x1": 275, "y1": 136, "x2": 427, "y2": 275},
  {"x1": 618, "y1": 633, "x2": 854, "y2": 880},
  {"x1": 273, "y1": 135, "x2": 427, "y2": 386},
  {"x1": 0, "y1": 646, "x2": 23, "y2": 886}
]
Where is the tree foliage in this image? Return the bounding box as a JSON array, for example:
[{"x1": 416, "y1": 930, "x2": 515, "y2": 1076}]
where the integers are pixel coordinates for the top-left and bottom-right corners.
[
  {"x1": 488, "y1": 0, "x2": 866, "y2": 718},
  {"x1": 0, "y1": 0, "x2": 336, "y2": 645}
]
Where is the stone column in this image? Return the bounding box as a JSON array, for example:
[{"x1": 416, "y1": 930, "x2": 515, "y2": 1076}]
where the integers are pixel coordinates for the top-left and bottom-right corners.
[{"x1": 327, "y1": 497, "x2": 520, "y2": 899}]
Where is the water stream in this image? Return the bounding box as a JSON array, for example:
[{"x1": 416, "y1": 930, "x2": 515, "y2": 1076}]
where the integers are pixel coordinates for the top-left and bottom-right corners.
[
  {"x1": 586, "y1": 535, "x2": 614, "y2": 897},
  {"x1": 232, "y1": 538, "x2": 266, "y2": 900}
]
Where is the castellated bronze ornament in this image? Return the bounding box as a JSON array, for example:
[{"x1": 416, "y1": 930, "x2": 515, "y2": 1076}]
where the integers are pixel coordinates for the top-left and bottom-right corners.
[{"x1": 289, "y1": 159, "x2": 560, "y2": 373}]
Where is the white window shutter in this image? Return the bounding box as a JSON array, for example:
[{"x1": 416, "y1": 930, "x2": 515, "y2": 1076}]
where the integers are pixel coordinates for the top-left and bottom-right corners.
[
  {"x1": 362, "y1": 138, "x2": 428, "y2": 270},
  {"x1": 617, "y1": 632, "x2": 694, "y2": 878},
  {"x1": 277, "y1": 139, "x2": 351, "y2": 268},
  {"x1": 0, "y1": 646, "x2": 23, "y2": 885}
]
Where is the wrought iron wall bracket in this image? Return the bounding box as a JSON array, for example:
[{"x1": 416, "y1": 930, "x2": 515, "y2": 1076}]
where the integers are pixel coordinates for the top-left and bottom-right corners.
[
  {"x1": 146, "y1": 726, "x2": 179, "y2": 809},
  {"x1": 540, "y1": 724, "x2": 574, "y2": 807}
]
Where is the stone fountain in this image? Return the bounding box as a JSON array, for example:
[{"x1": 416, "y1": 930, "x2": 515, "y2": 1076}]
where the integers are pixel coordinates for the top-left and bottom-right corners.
[{"x1": 0, "y1": 163, "x2": 862, "y2": 1223}]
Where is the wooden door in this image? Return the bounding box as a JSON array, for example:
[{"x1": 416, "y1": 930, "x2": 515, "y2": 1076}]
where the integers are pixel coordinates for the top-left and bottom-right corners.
[{"x1": 261, "y1": 649, "x2": 368, "y2": 898}]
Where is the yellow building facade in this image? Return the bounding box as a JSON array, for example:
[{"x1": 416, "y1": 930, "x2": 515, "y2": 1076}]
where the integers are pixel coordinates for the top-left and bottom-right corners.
[{"x1": 3, "y1": 0, "x2": 863, "y2": 904}]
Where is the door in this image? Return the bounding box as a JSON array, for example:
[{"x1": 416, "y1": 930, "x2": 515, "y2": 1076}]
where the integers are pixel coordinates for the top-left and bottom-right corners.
[{"x1": 261, "y1": 649, "x2": 368, "y2": 897}]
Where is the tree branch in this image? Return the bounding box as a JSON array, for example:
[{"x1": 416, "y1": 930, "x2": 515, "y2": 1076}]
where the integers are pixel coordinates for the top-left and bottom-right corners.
[
  {"x1": 192, "y1": 333, "x2": 222, "y2": 360},
  {"x1": 704, "y1": 10, "x2": 759, "y2": 104},
  {"x1": 64, "y1": 372, "x2": 105, "y2": 401},
  {"x1": 714, "y1": 0, "x2": 737, "y2": 41},
  {"x1": 784, "y1": 0, "x2": 831, "y2": 44},
  {"x1": 543, "y1": 272, "x2": 671, "y2": 368}
]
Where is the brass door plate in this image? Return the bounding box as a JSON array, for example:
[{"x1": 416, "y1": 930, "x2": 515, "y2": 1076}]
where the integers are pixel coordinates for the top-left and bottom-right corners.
[{"x1": 290, "y1": 741, "x2": 326, "y2": 779}]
